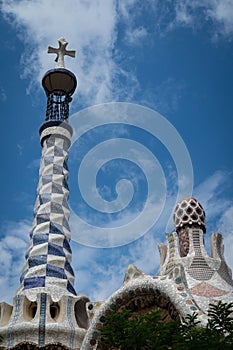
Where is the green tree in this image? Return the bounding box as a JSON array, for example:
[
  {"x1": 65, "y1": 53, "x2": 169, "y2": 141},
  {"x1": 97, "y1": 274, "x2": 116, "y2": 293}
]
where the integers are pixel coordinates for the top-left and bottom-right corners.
[{"x1": 100, "y1": 301, "x2": 233, "y2": 350}]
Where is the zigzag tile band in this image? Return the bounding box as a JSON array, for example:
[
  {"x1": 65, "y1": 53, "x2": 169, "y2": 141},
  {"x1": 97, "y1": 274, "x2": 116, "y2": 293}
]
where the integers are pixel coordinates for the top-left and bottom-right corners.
[{"x1": 18, "y1": 121, "x2": 76, "y2": 295}]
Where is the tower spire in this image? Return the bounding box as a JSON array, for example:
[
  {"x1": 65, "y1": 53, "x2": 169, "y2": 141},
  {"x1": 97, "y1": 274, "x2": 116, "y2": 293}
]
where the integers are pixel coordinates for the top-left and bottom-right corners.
[
  {"x1": 42, "y1": 38, "x2": 77, "y2": 122},
  {"x1": 18, "y1": 38, "x2": 77, "y2": 296},
  {"x1": 0, "y1": 39, "x2": 90, "y2": 350}
]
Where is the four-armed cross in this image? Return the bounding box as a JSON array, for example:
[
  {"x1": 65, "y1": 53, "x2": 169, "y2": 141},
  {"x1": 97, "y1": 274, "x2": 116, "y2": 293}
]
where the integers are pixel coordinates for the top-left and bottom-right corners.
[{"x1": 48, "y1": 37, "x2": 75, "y2": 68}]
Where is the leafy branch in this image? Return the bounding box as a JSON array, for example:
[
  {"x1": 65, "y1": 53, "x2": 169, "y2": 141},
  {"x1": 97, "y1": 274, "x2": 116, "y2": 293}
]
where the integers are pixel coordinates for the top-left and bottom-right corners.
[{"x1": 99, "y1": 301, "x2": 233, "y2": 350}]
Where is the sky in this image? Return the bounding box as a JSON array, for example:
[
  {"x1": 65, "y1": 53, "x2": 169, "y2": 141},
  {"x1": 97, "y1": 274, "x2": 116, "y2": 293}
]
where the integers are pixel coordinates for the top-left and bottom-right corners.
[{"x1": 0, "y1": 0, "x2": 233, "y2": 304}]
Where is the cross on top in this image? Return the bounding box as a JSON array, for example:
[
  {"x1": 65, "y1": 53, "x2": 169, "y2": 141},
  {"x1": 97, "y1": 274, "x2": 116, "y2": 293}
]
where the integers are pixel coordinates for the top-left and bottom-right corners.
[{"x1": 48, "y1": 37, "x2": 75, "y2": 69}]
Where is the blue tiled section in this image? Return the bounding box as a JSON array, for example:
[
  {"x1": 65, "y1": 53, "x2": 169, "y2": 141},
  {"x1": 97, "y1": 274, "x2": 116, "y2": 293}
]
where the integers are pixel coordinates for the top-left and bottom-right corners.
[
  {"x1": 49, "y1": 222, "x2": 64, "y2": 235},
  {"x1": 63, "y1": 178, "x2": 69, "y2": 189},
  {"x1": 39, "y1": 193, "x2": 51, "y2": 204},
  {"x1": 28, "y1": 255, "x2": 47, "y2": 268},
  {"x1": 54, "y1": 145, "x2": 64, "y2": 157},
  {"x1": 46, "y1": 136, "x2": 56, "y2": 148},
  {"x1": 20, "y1": 269, "x2": 28, "y2": 284},
  {"x1": 51, "y1": 202, "x2": 64, "y2": 214},
  {"x1": 20, "y1": 133, "x2": 76, "y2": 294},
  {"x1": 62, "y1": 217, "x2": 70, "y2": 230},
  {"x1": 42, "y1": 175, "x2": 53, "y2": 185},
  {"x1": 29, "y1": 228, "x2": 34, "y2": 238},
  {"x1": 67, "y1": 281, "x2": 76, "y2": 295},
  {"x1": 63, "y1": 139, "x2": 70, "y2": 150},
  {"x1": 48, "y1": 243, "x2": 66, "y2": 257},
  {"x1": 52, "y1": 183, "x2": 63, "y2": 193},
  {"x1": 65, "y1": 261, "x2": 74, "y2": 276},
  {"x1": 37, "y1": 214, "x2": 50, "y2": 225},
  {"x1": 25, "y1": 246, "x2": 32, "y2": 259},
  {"x1": 33, "y1": 234, "x2": 49, "y2": 246},
  {"x1": 24, "y1": 277, "x2": 45, "y2": 289},
  {"x1": 63, "y1": 160, "x2": 68, "y2": 171},
  {"x1": 46, "y1": 264, "x2": 67, "y2": 279},
  {"x1": 44, "y1": 156, "x2": 54, "y2": 166},
  {"x1": 39, "y1": 293, "x2": 47, "y2": 345},
  {"x1": 62, "y1": 197, "x2": 69, "y2": 209},
  {"x1": 63, "y1": 238, "x2": 72, "y2": 253},
  {"x1": 53, "y1": 164, "x2": 63, "y2": 174}
]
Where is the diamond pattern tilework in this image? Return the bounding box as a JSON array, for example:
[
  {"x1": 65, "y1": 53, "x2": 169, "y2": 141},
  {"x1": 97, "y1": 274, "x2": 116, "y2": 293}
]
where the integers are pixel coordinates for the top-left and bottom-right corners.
[
  {"x1": 24, "y1": 277, "x2": 45, "y2": 289},
  {"x1": 187, "y1": 230, "x2": 214, "y2": 280},
  {"x1": 19, "y1": 133, "x2": 76, "y2": 295},
  {"x1": 28, "y1": 255, "x2": 47, "y2": 268}
]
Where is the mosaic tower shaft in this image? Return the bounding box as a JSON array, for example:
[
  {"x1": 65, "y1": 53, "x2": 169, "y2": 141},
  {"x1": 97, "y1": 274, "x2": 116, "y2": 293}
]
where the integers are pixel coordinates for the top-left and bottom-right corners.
[
  {"x1": 18, "y1": 120, "x2": 75, "y2": 295},
  {"x1": 18, "y1": 39, "x2": 77, "y2": 296},
  {"x1": 0, "y1": 39, "x2": 90, "y2": 350}
]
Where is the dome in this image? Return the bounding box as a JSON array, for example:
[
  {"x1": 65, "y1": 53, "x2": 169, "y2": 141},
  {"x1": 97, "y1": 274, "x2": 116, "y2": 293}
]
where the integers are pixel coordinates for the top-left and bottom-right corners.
[{"x1": 173, "y1": 197, "x2": 206, "y2": 233}]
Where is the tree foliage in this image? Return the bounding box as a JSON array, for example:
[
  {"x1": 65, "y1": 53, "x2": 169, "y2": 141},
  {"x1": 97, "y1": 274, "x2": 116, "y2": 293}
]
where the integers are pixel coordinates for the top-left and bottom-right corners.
[{"x1": 100, "y1": 301, "x2": 233, "y2": 350}]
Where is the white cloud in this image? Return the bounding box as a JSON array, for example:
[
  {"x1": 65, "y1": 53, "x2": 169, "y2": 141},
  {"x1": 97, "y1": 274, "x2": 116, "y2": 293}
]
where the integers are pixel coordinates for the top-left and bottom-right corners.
[
  {"x1": 0, "y1": 0, "x2": 139, "y2": 106},
  {"x1": 174, "y1": 0, "x2": 233, "y2": 39},
  {"x1": 192, "y1": 170, "x2": 233, "y2": 259},
  {"x1": 0, "y1": 220, "x2": 30, "y2": 303},
  {"x1": 217, "y1": 206, "x2": 233, "y2": 269},
  {"x1": 125, "y1": 26, "x2": 148, "y2": 45},
  {"x1": 1, "y1": 0, "x2": 232, "y2": 111},
  {"x1": 0, "y1": 169, "x2": 232, "y2": 304},
  {"x1": 218, "y1": 205, "x2": 233, "y2": 233},
  {"x1": 194, "y1": 170, "x2": 232, "y2": 222},
  {"x1": 0, "y1": 86, "x2": 7, "y2": 102},
  {"x1": 72, "y1": 230, "x2": 161, "y2": 301},
  {"x1": 118, "y1": 0, "x2": 140, "y2": 20},
  {"x1": 17, "y1": 143, "x2": 23, "y2": 156},
  {"x1": 69, "y1": 172, "x2": 233, "y2": 300},
  {"x1": 174, "y1": 2, "x2": 193, "y2": 26},
  {"x1": 27, "y1": 158, "x2": 41, "y2": 170},
  {"x1": 207, "y1": 0, "x2": 233, "y2": 37}
]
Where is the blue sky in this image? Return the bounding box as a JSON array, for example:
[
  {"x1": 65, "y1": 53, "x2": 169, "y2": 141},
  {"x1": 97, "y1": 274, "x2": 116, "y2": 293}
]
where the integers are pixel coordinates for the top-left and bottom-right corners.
[{"x1": 0, "y1": 0, "x2": 233, "y2": 303}]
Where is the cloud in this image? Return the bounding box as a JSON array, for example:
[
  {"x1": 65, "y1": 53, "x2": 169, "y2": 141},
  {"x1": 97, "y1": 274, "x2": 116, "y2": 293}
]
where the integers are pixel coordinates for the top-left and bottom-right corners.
[
  {"x1": 0, "y1": 86, "x2": 7, "y2": 102},
  {"x1": 1, "y1": 0, "x2": 232, "y2": 111},
  {"x1": 0, "y1": 169, "x2": 232, "y2": 304},
  {"x1": 173, "y1": 0, "x2": 233, "y2": 40},
  {"x1": 0, "y1": 0, "x2": 139, "y2": 106},
  {"x1": 193, "y1": 170, "x2": 233, "y2": 259},
  {"x1": 17, "y1": 143, "x2": 23, "y2": 156},
  {"x1": 125, "y1": 26, "x2": 148, "y2": 46},
  {"x1": 68, "y1": 170, "x2": 233, "y2": 299},
  {"x1": 117, "y1": 0, "x2": 138, "y2": 20},
  {"x1": 194, "y1": 170, "x2": 232, "y2": 225},
  {"x1": 72, "y1": 230, "x2": 161, "y2": 302},
  {"x1": 216, "y1": 206, "x2": 233, "y2": 269},
  {"x1": 0, "y1": 220, "x2": 30, "y2": 303},
  {"x1": 208, "y1": 0, "x2": 233, "y2": 37},
  {"x1": 27, "y1": 158, "x2": 41, "y2": 170}
]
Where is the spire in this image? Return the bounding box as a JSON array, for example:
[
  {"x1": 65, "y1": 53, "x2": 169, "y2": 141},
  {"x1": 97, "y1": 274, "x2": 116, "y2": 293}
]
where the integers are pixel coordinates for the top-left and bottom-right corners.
[
  {"x1": 0, "y1": 39, "x2": 90, "y2": 350},
  {"x1": 18, "y1": 38, "x2": 77, "y2": 297},
  {"x1": 42, "y1": 38, "x2": 77, "y2": 122}
]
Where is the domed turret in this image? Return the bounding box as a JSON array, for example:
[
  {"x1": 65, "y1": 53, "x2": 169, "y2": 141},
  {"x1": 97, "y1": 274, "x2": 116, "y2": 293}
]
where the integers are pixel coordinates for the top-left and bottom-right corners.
[{"x1": 173, "y1": 197, "x2": 206, "y2": 233}]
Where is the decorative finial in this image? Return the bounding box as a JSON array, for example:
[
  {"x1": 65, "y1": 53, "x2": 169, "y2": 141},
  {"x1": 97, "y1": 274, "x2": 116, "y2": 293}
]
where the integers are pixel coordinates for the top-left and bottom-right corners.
[
  {"x1": 48, "y1": 37, "x2": 76, "y2": 68},
  {"x1": 173, "y1": 197, "x2": 206, "y2": 233}
]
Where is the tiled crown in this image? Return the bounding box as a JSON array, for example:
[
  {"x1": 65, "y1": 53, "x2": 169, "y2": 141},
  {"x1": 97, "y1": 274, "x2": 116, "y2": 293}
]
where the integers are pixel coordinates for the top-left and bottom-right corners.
[{"x1": 173, "y1": 197, "x2": 206, "y2": 233}]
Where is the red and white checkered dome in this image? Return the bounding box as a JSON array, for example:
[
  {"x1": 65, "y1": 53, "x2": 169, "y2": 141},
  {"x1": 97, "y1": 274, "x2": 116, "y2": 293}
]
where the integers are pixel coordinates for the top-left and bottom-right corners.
[{"x1": 173, "y1": 197, "x2": 206, "y2": 233}]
